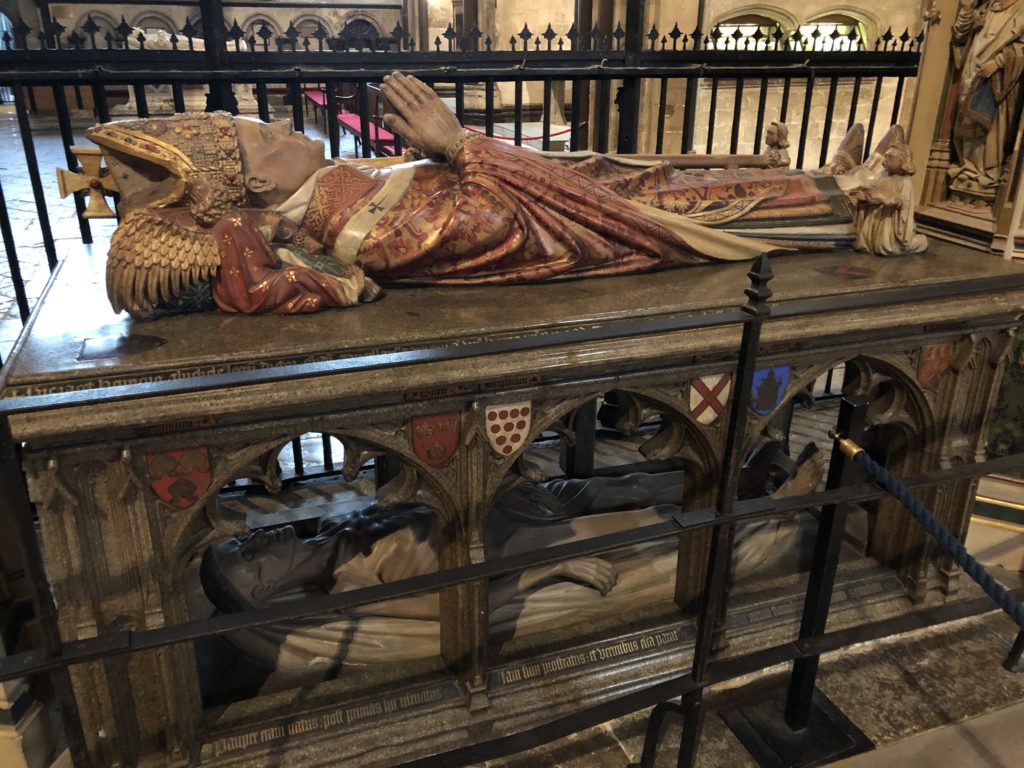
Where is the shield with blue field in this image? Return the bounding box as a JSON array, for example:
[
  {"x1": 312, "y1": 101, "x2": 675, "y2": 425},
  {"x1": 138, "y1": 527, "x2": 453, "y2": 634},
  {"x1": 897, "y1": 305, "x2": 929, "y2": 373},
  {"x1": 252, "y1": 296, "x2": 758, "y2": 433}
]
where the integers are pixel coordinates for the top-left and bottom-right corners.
[{"x1": 750, "y1": 366, "x2": 790, "y2": 416}]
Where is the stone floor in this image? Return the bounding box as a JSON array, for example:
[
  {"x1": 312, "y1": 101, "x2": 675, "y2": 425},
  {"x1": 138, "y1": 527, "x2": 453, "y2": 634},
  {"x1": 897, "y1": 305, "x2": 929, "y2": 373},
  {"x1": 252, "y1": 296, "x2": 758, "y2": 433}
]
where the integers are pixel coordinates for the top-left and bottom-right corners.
[{"x1": 473, "y1": 611, "x2": 1024, "y2": 767}]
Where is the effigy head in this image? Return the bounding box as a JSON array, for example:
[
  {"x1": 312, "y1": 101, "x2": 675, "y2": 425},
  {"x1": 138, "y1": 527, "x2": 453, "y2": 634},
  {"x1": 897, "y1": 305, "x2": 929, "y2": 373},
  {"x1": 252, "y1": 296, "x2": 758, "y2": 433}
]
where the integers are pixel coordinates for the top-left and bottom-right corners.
[
  {"x1": 87, "y1": 114, "x2": 333, "y2": 318},
  {"x1": 233, "y1": 118, "x2": 330, "y2": 207},
  {"x1": 86, "y1": 112, "x2": 246, "y2": 215},
  {"x1": 882, "y1": 142, "x2": 915, "y2": 176},
  {"x1": 766, "y1": 121, "x2": 790, "y2": 149}
]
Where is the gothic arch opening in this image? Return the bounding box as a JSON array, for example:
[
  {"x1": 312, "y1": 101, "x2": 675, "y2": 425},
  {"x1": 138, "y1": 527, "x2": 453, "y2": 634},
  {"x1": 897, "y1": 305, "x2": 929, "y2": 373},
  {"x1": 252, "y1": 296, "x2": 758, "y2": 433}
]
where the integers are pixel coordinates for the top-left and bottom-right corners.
[
  {"x1": 182, "y1": 432, "x2": 460, "y2": 707},
  {"x1": 711, "y1": 6, "x2": 796, "y2": 50},
  {"x1": 800, "y1": 11, "x2": 874, "y2": 51},
  {"x1": 130, "y1": 12, "x2": 176, "y2": 34}
]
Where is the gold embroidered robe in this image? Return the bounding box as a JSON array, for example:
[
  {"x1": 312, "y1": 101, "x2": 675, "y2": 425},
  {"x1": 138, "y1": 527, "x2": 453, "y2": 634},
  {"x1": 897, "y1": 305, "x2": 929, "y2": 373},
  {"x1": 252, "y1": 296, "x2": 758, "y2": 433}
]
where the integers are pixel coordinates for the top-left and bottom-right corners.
[{"x1": 293, "y1": 135, "x2": 770, "y2": 287}]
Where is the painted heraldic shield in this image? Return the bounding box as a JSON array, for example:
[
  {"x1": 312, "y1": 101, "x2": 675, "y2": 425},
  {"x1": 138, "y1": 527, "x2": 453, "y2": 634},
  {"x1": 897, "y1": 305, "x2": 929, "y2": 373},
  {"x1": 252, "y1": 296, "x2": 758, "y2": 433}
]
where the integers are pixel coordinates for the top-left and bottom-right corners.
[
  {"x1": 917, "y1": 343, "x2": 955, "y2": 389},
  {"x1": 146, "y1": 446, "x2": 211, "y2": 508},
  {"x1": 689, "y1": 374, "x2": 732, "y2": 425},
  {"x1": 485, "y1": 402, "x2": 533, "y2": 456},
  {"x1": 411, "y1": 412, "x2": 461, "y2": 467},
  {"x1": 751, "y1": 366, "x2": 790, "y2": 416}
]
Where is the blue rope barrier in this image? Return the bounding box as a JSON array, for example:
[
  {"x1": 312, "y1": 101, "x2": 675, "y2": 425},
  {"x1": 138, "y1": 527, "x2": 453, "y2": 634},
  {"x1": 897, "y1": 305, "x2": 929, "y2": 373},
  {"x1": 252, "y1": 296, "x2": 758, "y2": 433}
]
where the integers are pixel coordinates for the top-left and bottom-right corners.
[{"x1": 843, "y1": 441, "x2": 1024, "y2": 670}]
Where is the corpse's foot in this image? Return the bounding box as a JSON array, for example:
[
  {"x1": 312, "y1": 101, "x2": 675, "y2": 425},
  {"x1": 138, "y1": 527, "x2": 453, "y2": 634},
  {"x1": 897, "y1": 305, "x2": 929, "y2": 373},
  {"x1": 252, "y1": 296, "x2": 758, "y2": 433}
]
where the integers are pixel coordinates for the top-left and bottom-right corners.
[{"x1": 771, "y1": 442, "x2": 825, "y2": 499}]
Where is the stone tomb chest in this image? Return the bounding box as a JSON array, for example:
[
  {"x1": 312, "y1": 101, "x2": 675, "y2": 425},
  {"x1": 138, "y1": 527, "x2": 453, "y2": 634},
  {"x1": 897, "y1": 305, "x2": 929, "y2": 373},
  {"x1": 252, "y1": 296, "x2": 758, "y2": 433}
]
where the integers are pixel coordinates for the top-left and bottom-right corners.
[{"x1": 2, "y1": 245, "x2": 1023, "y2": 766}]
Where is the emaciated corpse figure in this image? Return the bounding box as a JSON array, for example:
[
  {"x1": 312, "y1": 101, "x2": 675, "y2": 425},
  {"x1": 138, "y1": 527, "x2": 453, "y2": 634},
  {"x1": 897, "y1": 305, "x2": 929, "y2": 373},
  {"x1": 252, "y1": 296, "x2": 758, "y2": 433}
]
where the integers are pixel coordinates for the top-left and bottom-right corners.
[{"x1": 200, "y1": 443, "x2": 825, "y2": 621}]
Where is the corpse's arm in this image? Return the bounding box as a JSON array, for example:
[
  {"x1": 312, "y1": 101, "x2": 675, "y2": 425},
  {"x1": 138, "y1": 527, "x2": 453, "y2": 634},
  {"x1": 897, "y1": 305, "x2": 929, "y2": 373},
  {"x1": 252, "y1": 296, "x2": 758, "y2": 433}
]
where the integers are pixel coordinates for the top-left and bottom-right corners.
[
  {"x1": 489, "y1": 558, "x2": 618, "y2": 610},
  {"x1": 350, "y1": 560, "x2": 618, "y2": 619},
  {"x1": 349, "y1": 534, "x2": 617, "y2": 619},
  {"x1": 541, "y1": 471, "x2": 686, "y2": 517}
]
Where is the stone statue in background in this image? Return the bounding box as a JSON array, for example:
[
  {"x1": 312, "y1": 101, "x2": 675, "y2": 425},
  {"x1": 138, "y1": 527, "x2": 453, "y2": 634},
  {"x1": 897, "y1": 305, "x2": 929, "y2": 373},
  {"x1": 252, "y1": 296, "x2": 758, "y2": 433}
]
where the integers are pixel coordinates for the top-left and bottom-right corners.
[
  {"x1": 79, "y1": 73, "x2": 926, "y2": 320},
  {"x1": 763, "y1": 121, "x2": 791, "y2": 168},
  {"x1": 949, "y1": 0, "x2": 1024, "y2": 201},
  {"x1": 850, "y1": 144, "x2": 929, "y2": 256},
  {"x1": 112, "y1": 28, "x2": 260, "y2": 116}
]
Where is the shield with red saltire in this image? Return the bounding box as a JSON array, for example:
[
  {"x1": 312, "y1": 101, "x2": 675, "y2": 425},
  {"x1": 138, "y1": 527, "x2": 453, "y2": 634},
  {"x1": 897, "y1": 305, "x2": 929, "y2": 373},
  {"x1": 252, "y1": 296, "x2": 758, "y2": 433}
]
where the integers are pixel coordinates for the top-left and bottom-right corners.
[
  {"x1": 689, "y1": 374, "x2": 732, "y2": 425},
  {"x1": 484, "y1": 402, "x2": 532, "y2": 456},
  {"x1": 146, "y1": 446, "x2": 211, "y2": 508},
  {"x1": 411, "y1": 412, "x2": 461, "y2": 467},
  {"x1": 918, "y1": 343, "x2": 955, "y2": 388}
]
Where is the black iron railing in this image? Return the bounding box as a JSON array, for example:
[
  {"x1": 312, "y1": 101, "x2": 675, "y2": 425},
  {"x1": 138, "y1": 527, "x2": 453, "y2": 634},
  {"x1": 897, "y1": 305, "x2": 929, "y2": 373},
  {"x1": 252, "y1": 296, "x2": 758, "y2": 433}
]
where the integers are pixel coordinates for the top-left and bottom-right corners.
[{"x1": 1, "y1": 259, "x2": 1023, "y2": 767}]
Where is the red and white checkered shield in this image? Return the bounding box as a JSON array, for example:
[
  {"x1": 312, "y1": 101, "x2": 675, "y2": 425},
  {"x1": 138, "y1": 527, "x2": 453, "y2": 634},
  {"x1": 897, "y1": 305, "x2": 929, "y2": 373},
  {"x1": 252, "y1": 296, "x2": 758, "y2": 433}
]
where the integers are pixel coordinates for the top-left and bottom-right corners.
[
  {"x1": 689, "y1": 374, "x2": 732, "y2": 425},
  {"x1": 484, "y1": 402, "x2": 532, "y2": 456}
]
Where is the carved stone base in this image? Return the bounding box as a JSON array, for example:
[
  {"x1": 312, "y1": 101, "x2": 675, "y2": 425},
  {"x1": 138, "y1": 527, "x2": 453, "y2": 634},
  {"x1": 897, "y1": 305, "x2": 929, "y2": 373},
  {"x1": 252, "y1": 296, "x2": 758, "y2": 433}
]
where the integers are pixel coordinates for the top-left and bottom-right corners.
[
  {"x1": 948, "y1": 185, "x2": 997, "y2": 211},
  {"x1": 0, "y1": 700, "x2": 53, "y2": 768},
  {"x1": 922, "y1": 142, "x2": 951, "y2": 207},
  {"x1": 916, "y1": 204, "x2": 995, "y2": 251},
  {"x1": 938, "y1": 565, "x2": 961, "y2": 597}
]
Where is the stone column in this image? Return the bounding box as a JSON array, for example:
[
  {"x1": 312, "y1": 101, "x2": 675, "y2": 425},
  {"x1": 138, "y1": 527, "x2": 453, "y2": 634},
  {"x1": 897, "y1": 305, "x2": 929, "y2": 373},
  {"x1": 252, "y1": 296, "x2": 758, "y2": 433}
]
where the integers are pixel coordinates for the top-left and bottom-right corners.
[
  {"x1": 909, "y1": 0, "x2": 961, "y2": 205},
  {"x1": 24, "y1": 450, "x2": 201, "y2": 766}
]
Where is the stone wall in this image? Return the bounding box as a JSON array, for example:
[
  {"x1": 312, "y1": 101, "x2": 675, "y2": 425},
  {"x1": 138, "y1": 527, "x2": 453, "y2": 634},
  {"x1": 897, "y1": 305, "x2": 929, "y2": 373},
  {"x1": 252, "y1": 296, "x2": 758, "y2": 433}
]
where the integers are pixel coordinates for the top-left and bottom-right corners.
[
  {"x1": 44, "y1": 1, "x2": 402, "y2": 44},
  {"x1": 639, "y1": 75, "x2": 907, "y2": 165}
]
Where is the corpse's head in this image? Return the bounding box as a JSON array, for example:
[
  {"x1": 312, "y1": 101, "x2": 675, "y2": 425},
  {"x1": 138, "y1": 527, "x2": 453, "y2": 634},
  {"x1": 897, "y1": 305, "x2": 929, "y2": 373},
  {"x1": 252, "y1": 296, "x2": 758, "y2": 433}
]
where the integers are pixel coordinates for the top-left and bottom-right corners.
[
  {"x1": 200, "y1": 526, "x2": 336, "y2": 610},
  {"x1": 234, "y1": 117, "x2": 331, "y2": 207}
]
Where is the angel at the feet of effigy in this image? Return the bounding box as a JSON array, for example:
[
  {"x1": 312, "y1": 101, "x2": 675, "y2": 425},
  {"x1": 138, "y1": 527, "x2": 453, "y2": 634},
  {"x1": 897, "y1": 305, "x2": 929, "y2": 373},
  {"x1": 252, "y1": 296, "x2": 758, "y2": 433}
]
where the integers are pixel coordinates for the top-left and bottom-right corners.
[{"x1": 76, "y1": 72, "x2": 927, "y2": 319}]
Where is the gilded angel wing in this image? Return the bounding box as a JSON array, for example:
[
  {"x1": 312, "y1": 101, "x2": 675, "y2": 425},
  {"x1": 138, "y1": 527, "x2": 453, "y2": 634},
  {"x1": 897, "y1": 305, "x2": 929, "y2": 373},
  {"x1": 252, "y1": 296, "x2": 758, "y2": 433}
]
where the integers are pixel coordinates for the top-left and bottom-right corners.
[{"x1": 106, "y1": 209, "x2": 221, "y2": 319}]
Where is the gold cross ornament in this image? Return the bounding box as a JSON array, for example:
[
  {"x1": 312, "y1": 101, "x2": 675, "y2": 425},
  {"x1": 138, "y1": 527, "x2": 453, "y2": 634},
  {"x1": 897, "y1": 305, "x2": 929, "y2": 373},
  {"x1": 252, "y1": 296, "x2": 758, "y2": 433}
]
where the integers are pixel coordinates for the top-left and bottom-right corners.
[{"x1": 56, "y1": 146, "x2": 118, "y2": 218}]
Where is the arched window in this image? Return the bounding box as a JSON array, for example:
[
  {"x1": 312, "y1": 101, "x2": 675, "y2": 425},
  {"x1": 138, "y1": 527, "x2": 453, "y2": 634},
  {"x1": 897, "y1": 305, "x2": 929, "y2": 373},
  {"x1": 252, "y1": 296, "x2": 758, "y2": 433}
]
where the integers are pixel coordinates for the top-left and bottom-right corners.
[
  {"x1": 70, "y1": 12, "x2": 120, "y2": 43},
  {"x1": 799, "y1": 13, "x2": 867, "y2": 51},
  {"x1": 286, "y1": 15, "x2": 332, "y2": 50},
  {"x1": 240, "y1": 15, "x2": 278, "y2": 50},
  {"x1": 711, "y1": 13, "x2": 786, "y2": 51},
  {"x1": 131, "y1": 13, "x2": 176, "y2": 34},
  {"x1": 293, "y1": 15, "x2": 330, "y2": 41},
  {"x1": 339, "y1": 18, "x2": 380, "y2": 49}
]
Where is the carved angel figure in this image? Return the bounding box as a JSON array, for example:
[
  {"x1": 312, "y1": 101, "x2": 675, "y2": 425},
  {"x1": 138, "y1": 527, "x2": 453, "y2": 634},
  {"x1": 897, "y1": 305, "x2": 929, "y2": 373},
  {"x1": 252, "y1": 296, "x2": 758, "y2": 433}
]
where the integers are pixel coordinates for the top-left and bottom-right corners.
[{"x1": 849, "y1": 144, "x2": 928, "y2": 256}]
